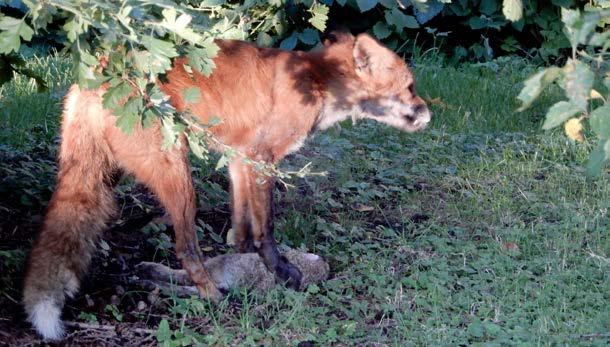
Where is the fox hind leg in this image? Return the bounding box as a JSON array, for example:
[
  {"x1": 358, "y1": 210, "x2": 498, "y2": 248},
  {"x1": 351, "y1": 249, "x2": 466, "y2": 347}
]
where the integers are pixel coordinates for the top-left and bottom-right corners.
[{"x1": 109, "y1": 130, "x2": 222, "y2": 301}]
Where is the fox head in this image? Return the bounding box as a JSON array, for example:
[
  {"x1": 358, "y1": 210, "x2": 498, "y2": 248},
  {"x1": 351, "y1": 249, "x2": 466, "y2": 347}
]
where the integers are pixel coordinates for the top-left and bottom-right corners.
[{"x1": 319, "y1": 32, "x2": 431, "y2": 133}]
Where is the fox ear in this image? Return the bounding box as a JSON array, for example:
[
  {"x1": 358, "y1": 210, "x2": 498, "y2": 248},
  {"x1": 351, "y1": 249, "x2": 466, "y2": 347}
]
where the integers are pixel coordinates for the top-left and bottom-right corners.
[{"x1": 353, "y1": 33, "x2": 391, "y2": 78}]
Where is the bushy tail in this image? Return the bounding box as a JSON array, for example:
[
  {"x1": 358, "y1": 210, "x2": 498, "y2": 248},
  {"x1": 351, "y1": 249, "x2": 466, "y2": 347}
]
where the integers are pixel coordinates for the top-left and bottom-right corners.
[{"x1": 23, "y1": 86, "x2": 116, "y2": 341}]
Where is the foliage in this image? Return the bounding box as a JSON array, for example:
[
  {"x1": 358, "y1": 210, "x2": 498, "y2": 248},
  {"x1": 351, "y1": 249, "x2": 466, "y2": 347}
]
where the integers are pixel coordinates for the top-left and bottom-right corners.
[
  {"x1": 517, "y1": 4, "x2": 610, "y2": 176},
  {"x1": 0, "y1": 0, "x2": 333, "y2": 177}
]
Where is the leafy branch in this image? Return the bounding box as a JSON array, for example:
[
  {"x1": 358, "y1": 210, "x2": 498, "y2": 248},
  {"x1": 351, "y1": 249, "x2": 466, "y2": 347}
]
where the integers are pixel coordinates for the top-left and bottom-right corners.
[{"x1": 516, "y1": 5, "x2": 610, "y2": 176}]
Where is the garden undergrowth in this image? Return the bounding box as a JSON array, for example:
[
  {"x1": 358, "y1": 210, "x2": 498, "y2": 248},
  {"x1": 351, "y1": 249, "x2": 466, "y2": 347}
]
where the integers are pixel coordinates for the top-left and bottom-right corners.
[{"x1": 0, "y1": 56, "x2": 608, "y2": 345}]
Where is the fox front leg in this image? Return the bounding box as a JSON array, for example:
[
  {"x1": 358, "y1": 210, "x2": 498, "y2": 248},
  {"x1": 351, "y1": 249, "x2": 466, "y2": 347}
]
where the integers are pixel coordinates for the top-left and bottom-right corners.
[{"x1": 228, "y1": 159, "x2": 302, "y2": 289}]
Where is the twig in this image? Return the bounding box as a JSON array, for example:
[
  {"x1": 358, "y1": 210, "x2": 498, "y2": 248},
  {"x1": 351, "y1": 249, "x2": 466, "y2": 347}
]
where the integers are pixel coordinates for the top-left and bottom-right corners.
[
  {"x1": 2, "y1": 292, "x2": 19, "y2": 304},
  {"x1": 180, "y1": 115, "x2": 326, "y2": 187},
  {"x1": 65, "y1": 321, "x2": 117, "y2": 332},
  {"x1": 65, "y1": 321, "x2": 156, "y2": 336},
  {"x1": 587, "y1": 249, "x2": 610, "y2": 265}
]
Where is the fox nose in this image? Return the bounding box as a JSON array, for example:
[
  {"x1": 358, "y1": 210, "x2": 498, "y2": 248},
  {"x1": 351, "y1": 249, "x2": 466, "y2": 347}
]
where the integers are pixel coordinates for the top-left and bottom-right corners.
[{"x1": 413, "y1": 107, "x2": 431, "y2": 127}]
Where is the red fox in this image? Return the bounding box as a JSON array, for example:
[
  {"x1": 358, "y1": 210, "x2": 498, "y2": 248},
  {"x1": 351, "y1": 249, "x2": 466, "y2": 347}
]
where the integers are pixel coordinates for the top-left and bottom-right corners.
[{"x1": 23, "y1": 32, "x2": 430, "y2": 340}]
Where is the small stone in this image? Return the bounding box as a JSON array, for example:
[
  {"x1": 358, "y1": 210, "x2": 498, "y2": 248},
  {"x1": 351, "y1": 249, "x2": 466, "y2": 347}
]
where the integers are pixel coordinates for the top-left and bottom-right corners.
[
  {"x1": 85, "y1": 294, "x2": 94, "y2": 307},
  {"x1": 136, "y1": 301, "x2": 147, "y2": 311},
  {"x1": 147, "y1": 287, "x2": 160, "y2": 305},
  {"x1": 110, "y1": 294, "x2": 120, "y2": 306}
]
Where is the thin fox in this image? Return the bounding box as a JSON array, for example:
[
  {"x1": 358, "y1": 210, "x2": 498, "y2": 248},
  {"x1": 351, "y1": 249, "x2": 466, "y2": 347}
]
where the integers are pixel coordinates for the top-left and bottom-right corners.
[{"x1": 23, "y1": 31, "x2": 431, "y2": 340}]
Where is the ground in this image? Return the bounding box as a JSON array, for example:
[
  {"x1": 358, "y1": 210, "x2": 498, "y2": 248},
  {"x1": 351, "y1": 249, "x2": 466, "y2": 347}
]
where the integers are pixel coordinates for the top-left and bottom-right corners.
[{"x1": 0, "y1": 55, "x2": 608, "y2": 346}]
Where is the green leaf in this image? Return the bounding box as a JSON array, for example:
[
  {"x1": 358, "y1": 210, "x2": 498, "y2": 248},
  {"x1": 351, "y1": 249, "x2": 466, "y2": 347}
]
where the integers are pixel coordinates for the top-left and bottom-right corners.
[
  {"x1": 357, "y1": 0, "x2": 378, "y2": 12},
  {"x1": 589, "y1": 104, "x2": 610, "y2": 138},
  {"x1": 298, "y1": 29, "x2": 319, "y2": 45},
  {"x1": 307, "y1": 283, "x2": 320, "y2": 294},
  {"x1": 517, "y1": 67, "x2": 561, "y2": 111},
  {"x1": 0, "y1": 16, "x2": 34, "y2": 40},
  {"x1": 141, "y1": 36, "x2": 178, "y2": 58},
  {"x1": 586, "y1": 139, "x2": 610, "y2": 177},
  {"x1": 372, "y1": 21, "x2": 391, "y2": 39},
  {"x1": 542, "y1": 101, "x2": 581, "y2": 130},
  {"x1": 309, "y1": 3, "x2": 329, "y2": 32},
  {"x1": 503, "y1": 0, "x2": 523, "y2": 22},
  {"x1": 115, "y1": 97, "x2": 143, "y2": 135},
  {"x1": 103, "y1": 81, "x2": 133, "y2": 111},
  {"x1": 63, "y1": 18, "x2": 82, "y2": 43},
  {"x1": 279, "y1": 33, "x2": 297, "y2": 50},
  {"x1": 256, "y1": 32, "x2": 274, "y2": 47},
  {"x1": 467, "y1": 320, "x2": 485, "y2": 338},
  {"x1": 480, "y1": 0, "x2": 498, "y2": 16},
  {"x1": 215, "y1": 153, "x2": 231, "y2": 170},
  {"x1": 385, "y1": 9, "x2": 420, "y2": 32},
  {"x1": 564, "y1": 59, "x2": 594, "y2": 111},
  {"x1": 187, "y1": 131, "x2": 207, "y2": 159},
  {"x1": 0, "y1": 31, "x2": 20, "y2": 54},
  {"x1": 186, "y1": 47, "x2": 216, "y2": 77},
  {"x1": 160, "y1": 9, "x2": 203, "y2": 44},
  {"x1": 156, "y1": 319, "x2": 172, "y2": 342},
  {"x1": 161, "y1": 116, "x2": 179, "y2": 150},
  {"x1": 0, "y1": 15, "x2": 34, "y2": 53},
  {"x1": 183, "y1": 87, "x2": 201, "y2": 104},
  {"x1": 208, "y1": 116, "x2": 222, "y2": 126}
]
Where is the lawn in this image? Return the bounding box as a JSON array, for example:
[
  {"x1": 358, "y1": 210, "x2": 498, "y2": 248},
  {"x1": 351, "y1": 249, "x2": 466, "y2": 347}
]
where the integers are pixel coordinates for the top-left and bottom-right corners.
[{"x1": 0, "y1": 54, "x2": 608, "y2": 346}]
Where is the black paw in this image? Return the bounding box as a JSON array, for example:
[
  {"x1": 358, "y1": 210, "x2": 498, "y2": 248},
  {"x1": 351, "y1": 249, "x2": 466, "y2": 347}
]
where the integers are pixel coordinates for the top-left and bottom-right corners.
[{"x1": 275, "y1": 256, "x2": 302, "y2": 290}]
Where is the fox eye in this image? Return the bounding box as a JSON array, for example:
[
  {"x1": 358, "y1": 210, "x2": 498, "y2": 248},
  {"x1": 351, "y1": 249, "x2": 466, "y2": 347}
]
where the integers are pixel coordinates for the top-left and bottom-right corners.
[{"x1": 407, "y1": 84, "x2": 415, "y2": 94}]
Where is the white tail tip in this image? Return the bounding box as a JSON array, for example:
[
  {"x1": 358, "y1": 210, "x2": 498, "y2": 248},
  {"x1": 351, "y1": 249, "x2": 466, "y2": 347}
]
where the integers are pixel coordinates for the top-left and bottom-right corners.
[{"x1": 29, "y1": 298, "x2": 65, "y2": 341}]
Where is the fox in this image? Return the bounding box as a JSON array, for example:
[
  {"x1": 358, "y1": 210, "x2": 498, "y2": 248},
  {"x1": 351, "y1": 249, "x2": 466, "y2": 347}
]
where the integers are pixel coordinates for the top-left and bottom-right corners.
[{"x1": 23, "y1": 31, "x2": 431, "y2": 341}]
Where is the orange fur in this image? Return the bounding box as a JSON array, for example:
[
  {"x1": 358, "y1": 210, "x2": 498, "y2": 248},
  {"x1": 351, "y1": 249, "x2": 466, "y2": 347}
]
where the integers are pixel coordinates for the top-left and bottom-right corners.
[{"x1": 23, "y1": 32, "x2": 430, "y2": 341}]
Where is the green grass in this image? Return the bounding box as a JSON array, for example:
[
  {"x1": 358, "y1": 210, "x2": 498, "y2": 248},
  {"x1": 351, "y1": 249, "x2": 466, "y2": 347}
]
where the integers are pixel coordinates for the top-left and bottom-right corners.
[
  {"x1": 0, "y1": 53, "x2": 71, "y2": 146},
  {"x1": 0, "y1": 55, "x2": 608, "y2": 345}
]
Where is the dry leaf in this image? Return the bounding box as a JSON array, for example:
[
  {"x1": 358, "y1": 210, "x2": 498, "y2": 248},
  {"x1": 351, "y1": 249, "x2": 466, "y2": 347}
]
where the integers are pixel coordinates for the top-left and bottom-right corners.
[
  {"x1": 352, "y1": 203, "x2": 374, "y2": 212},
  {"x1": 589, "y1": 89, "x2": 604, "y2": 100},
  {"x1": 502, "y1": 242, "x2": 520, "y2": 252},
  {"x1": 564, "y1": 117, "x2": 584, "y2": 142},
  {"x1": 226, "y1": 228, "x2": 236, "y2": 246}
]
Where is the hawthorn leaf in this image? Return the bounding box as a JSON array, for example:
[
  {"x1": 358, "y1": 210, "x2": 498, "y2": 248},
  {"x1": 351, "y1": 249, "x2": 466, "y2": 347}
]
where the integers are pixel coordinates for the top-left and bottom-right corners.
[
  {"x1": 187, "y1": 131, "x2": 207, "y2": 159},
  {"x1": 299, "y1": 29, "x2": 319, "y2": 45},
  {"x1": 542, "y1": 101, "x2": 581, "y2": 130},
  {"x1": 357, "y1": 0, "x2": 378, "y2": 12},
  {"x1": 373, "y1": 22, "x2": 391, "y2": 39},
  {"x1": 586, "y1": 139, "x2": 610, "y2": 177},
  {"x1": 517, "y1": 67, "x2": 561, "y2": 111},
  {"x1": 385, "y1": 8, "x2": 419, "y2": 32},
  {"x1": 280, "y1": 33, "x2": 297, "y2": 50},
  {"x1": 564, "y1": 59, "x2": 594, "y2": 111},
  {"x1": 114, "y1": 97, "x2": 143, "y2": 135},
  {"x1": 309, "y1": 3, "x2": 329, "y2": 31},
  {"x1": 183, "y1": 87, "x2": 201, "y2": 104},
  {"x1": 589, "y1": 104, "x2": 610, "y2": 139},
  {"x1": 103, "y1": 82, "x2": 133, "y2": 111}
]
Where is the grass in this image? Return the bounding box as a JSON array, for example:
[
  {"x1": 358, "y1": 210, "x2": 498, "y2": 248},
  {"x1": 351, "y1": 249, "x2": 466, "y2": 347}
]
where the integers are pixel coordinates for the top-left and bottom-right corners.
[{"x1": 0, "y1": 55, "x2": 608, "y2": 345}]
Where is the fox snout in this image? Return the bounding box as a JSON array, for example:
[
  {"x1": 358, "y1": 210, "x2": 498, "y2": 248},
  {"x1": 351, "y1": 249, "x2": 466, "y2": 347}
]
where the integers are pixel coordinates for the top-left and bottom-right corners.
[
  {"x1": 400, "y1": 102, "x2": 431, "y2": 132},
  {"x1": 406, "y1": 103, "x2": 431, "y2": 129}
]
